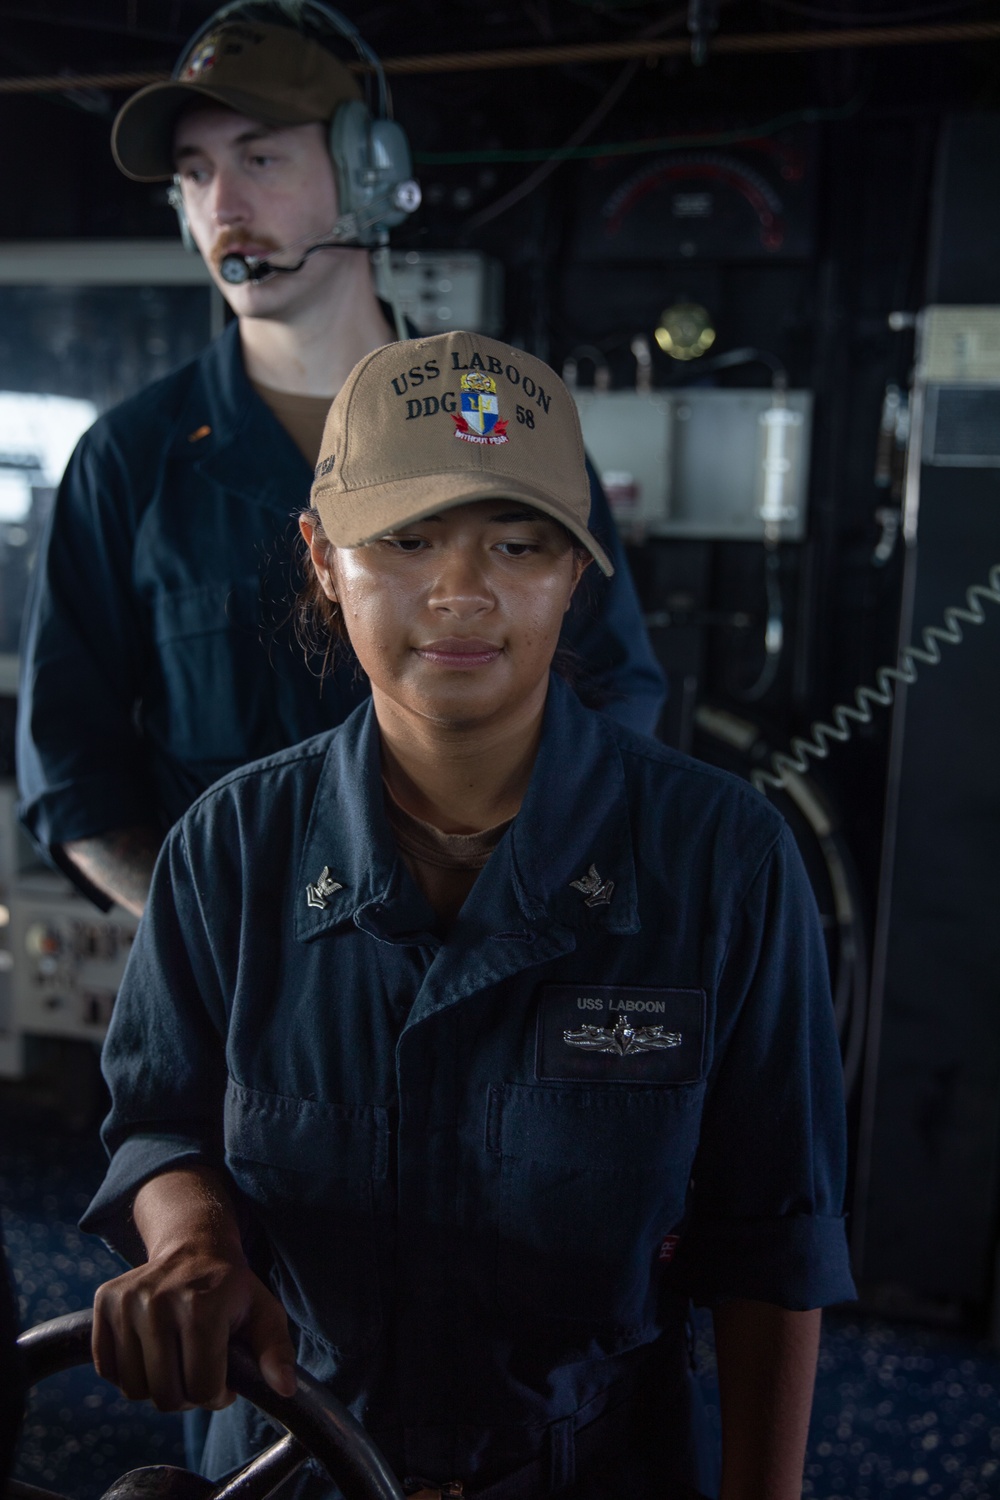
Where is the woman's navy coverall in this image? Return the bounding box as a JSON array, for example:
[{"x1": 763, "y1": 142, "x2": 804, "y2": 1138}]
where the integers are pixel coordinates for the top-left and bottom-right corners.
[
  {"x1": 16, "y1": 321, "x2": 664, "y2": 905},
  {"x1": 82, "y1": 675, "x2": 856, "y2": 1498}
]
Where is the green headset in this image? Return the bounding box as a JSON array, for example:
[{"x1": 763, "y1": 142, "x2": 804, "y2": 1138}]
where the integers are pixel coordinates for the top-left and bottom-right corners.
[{"x1": 167, "y1": 0, "x2": 420, "y2": 271}]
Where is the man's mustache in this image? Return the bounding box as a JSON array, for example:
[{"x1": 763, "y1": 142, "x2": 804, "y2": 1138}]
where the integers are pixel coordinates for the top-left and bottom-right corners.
[{"x1": 210, "y1": 229, "x2": 283, "y2": 271}]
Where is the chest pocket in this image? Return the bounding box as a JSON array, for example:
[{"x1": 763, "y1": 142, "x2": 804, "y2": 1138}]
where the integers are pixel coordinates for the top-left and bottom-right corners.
[
  {"x1": 488, "y1": 1082, "x2": 704, "y2": 1352},
  {"x1": 224, "y1": 1081, "x2": 389, "y2": 1362},
  {"x1": 150, "y1": 578, "x2": 278, "y2": 766}
]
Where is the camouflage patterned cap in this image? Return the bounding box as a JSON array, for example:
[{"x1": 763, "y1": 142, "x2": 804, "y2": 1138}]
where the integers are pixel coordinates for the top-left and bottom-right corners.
[
  {"x1": 112, "y1": 20, "x2": 361, "y2": 182},
  {"x1": 310, "y1": 331, "x2": 614, "y2": 577}
]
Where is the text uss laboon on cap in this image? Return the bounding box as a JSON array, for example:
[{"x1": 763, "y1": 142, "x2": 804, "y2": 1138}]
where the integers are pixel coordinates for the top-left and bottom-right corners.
[{"x1": 310, "y1": 331, "x2": 614, "y2": 576}]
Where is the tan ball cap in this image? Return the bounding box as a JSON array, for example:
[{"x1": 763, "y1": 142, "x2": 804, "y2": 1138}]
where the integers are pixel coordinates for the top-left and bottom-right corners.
[
  {"x1": 112, "y1": 20, "x2": 361, "y2": 182},
  {"x1": 310, "y1": 331, "x2": 614, "y2": 577}
]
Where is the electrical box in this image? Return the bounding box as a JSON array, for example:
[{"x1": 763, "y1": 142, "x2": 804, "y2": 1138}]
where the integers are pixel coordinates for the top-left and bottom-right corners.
[
  {"x1": 917, "y1": 306, "x2": 1000, "y2": 470},
  {"x1": 571, "y1": 391, "x2": 673, "y2": 530},
  {"x1": 918, "y1": 304, "x2": 1000, "y2": 384},
  {"x1": 573, "y1": 387, "x2": 812, "y2": 541},
  {"x1": 10, "y1": 880, "x2": 137, "y2": 1043},
  {"x1": 374, "y1": 250, "x2": 503, "y2": 337}
]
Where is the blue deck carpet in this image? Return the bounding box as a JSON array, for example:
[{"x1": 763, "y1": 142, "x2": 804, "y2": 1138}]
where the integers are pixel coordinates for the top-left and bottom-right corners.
[{"x1": 3, "y1": 1093, "x2": 1000, "y2": 1499}]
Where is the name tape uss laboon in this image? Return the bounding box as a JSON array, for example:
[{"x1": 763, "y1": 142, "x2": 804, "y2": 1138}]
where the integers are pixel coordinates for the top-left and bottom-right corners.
[{"x1": 535, "y1": 984, "x2": 706, "y2": 1084}]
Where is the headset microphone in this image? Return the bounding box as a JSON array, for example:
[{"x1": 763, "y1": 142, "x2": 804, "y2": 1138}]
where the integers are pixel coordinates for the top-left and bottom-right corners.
[
  {"x1": 217, "y1": 234, "x2": 410, "y2": 340},
  {"x1": 217, "y1": 175, "x2": 422, "y2": 288},
  {"x1": 219, "y1": 236, "x2": 349, "y2": 286},
  {"x1": 221, "y1": 253, "x2": 293, "y2": 284}
]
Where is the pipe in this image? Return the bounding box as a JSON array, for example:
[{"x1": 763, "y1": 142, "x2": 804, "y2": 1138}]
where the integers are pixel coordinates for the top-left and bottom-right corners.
[{"x1": 1, "y1": 18, "x2": 999, "y2": 94}]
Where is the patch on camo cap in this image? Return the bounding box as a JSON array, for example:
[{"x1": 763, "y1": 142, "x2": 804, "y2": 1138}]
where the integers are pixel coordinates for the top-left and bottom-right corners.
[{"x1": 111, "y1": 20, "x2": 362, "y2": 183}]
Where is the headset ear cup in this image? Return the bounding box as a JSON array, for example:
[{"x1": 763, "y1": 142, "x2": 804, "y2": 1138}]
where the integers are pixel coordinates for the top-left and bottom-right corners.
[
  {"x1": 329, "y1": 100, "x2": 419, "y2": 242},
  {"x1": 329, "y1": 98, "x2": 372, "y2": 224},
  {"x1": 368, "y1": 119, "x2": 419, "y2": 228}
]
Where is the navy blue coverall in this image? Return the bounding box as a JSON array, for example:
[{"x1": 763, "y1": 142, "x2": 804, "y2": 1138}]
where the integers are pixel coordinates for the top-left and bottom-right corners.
[
  {"x1": 16, "y1": 322, "x2": 665, "y2": 902},
  {"x1": 82, "y1": 676, "x2": 856, "y2": 1499}
]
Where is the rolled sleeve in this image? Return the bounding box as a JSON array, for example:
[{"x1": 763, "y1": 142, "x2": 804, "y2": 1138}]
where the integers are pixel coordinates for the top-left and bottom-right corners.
[
  {"x1": 80, "y1": 1132, "x2": 212, "y2": 1265},
  {"x1": 674, "y1": 824, "x2": 857, "y2": 1309},
  {"x1": 80, "y1": 825, "x2": 228, "y2": 1261},
  {"x1": 675, "y1": 1213, "x2": 855, "y2": 1311},
  {"x1": 17, "y1": 428, "x2": 157, "y2": 884}
]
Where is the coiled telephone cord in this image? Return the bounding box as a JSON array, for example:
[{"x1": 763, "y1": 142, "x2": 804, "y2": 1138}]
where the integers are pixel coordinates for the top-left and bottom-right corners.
[{"x1": 752, "y1": 562, "x2": 1000, "y2": 793}]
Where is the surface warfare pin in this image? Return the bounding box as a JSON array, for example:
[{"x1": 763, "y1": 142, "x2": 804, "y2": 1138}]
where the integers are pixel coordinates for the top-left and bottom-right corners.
[
  {"x1": 305, "y1": 865, "x2": 344, "y2": 910},
  {"x1": 451, "y1": 371, "x2": 509, "y2": 446},
  {"x1": 563, "y1": 1016, "x2": 682, "y2": 1056}
]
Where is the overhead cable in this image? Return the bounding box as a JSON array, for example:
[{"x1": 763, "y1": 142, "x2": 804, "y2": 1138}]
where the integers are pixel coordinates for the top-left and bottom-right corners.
[{"x1": 2, "y1": 18, "x2": 1000, "y2": 94}]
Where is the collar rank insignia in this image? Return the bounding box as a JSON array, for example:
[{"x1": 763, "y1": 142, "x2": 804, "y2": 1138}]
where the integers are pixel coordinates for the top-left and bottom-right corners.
[
  {"x1": 563, "y1": 1017, "x2": 682, "y2": 1056},
  {"x1": 569, "y1": 863, "x2": 615, "y2": 908},
  {"x1": 451, "y1": 371, "x2": 509, "y2": 446},
  {"x1": 305, "y1": 865, "x2": 344, "y2": 911}
]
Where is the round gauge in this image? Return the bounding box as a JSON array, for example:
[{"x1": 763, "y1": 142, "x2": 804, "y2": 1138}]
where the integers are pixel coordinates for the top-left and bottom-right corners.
[{"x1": 654, "y1": 302, "x2": 717, "y2": 361}]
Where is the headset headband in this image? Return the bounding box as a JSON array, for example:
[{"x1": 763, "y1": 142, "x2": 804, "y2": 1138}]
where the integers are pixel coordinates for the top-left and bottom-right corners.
[{"x1": 176, "y1": 0, "x2": 391, "y2": 119}]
